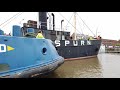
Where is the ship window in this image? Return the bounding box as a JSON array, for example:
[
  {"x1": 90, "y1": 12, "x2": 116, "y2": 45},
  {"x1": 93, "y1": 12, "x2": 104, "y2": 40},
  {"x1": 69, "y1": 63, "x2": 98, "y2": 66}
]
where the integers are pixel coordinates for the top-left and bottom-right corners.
[{"x1": 42, "y1": 48, "x2": 47, "y2": 55}]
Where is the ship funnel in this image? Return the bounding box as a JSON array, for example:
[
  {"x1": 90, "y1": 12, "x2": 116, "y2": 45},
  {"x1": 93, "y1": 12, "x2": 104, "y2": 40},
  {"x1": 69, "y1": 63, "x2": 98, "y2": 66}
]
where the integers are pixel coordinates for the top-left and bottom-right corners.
[
  {"x1": 38, "y1": 12, "x2": 47, "y2": 30},
  {"x1": 51, "y1": 13, "x2": 55, "y2": 31}
]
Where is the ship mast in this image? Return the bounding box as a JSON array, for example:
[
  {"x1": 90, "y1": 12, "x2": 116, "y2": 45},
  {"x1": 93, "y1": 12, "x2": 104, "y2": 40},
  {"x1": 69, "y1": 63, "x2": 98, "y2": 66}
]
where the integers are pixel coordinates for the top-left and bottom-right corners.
[
  {"x1": 48, "y1": 13, "x2": 52, "y2": 30},
  {"x1": 74, "y1": 12, "x2": 77, "y2": 40}
]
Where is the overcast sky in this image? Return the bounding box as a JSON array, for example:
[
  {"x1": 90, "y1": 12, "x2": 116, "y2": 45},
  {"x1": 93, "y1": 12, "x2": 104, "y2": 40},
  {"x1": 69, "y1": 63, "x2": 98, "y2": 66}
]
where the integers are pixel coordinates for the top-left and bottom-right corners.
[{"x1": 0, "y1": 12, "x2": 120, "y2": 40}]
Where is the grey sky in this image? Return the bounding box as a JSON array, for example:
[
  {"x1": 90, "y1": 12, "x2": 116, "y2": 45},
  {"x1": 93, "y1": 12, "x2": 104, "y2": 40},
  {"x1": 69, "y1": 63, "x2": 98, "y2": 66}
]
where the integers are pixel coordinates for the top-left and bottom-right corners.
[{"x1": 0, "y1": 12, "x2": 120, "y2": 40}]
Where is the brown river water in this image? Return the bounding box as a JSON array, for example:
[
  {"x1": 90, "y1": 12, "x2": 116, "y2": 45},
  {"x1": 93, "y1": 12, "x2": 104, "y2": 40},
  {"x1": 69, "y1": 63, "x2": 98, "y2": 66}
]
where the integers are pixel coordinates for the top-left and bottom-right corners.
[{"x1": 39, "y1": 53, "x2": 120, "y2": 78}]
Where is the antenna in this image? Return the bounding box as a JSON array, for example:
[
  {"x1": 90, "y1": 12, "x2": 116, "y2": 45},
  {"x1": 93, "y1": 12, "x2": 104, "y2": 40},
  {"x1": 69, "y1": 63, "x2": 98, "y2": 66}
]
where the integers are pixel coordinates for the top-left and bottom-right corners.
[
  {"x1": 19, "y1": 19, "x2": 24, "y2": 25},
  {"x1": 77, "y1": 12, "x2": 96, "y2": 37},
  {"x1": 96, "y1": 27, "x2": 98, "y2": 37},
  {"x1": 74, "y1": 12, "x2": 77, "y2": 40}
]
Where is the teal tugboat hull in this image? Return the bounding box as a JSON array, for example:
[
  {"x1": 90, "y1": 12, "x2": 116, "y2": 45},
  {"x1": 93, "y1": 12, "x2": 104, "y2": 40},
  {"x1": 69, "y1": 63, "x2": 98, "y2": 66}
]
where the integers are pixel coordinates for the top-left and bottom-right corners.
[{"x1": 0, "y1": 36, "x2": 64, "y2": 78}]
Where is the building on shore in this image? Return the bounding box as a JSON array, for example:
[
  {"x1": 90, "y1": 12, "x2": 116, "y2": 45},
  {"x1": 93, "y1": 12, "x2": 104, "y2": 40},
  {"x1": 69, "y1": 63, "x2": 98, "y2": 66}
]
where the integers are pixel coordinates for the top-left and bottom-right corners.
[{"x1": 102, "y1": 39, "x2": 120, "y2": 48}]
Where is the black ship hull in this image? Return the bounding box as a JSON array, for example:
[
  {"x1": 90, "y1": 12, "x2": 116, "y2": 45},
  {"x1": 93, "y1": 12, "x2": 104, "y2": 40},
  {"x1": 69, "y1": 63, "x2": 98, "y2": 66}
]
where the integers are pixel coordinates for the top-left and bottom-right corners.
[{"x1": 54, "y1": 40, "x2": 101, "y2": 60}]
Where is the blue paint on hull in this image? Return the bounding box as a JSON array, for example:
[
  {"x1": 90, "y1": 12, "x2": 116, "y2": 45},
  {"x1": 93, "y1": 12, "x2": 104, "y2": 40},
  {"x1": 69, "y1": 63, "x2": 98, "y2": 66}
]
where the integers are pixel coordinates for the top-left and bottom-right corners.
[{"x1": 0, "y1": 36, "x2": 64, "y2": 78}]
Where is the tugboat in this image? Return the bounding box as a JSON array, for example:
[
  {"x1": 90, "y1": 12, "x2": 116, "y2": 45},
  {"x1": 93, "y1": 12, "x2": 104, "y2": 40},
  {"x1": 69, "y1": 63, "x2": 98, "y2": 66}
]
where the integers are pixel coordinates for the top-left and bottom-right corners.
[{"x1": 0, "y1": 25, "x2": 64, "y2": 78}]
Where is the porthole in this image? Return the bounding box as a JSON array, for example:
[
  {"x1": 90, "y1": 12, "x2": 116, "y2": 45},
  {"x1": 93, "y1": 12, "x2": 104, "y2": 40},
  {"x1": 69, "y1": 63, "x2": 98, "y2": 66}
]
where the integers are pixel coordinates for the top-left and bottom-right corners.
[{"x1": 42, "y1": 48, "x2": 47, "y2": 55}]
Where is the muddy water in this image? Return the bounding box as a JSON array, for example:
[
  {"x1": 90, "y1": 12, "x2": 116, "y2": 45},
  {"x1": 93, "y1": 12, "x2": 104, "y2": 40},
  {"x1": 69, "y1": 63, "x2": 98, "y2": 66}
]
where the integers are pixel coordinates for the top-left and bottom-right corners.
[{"x1": 40, "y1": 53, "x2": 120, "y2": 78}]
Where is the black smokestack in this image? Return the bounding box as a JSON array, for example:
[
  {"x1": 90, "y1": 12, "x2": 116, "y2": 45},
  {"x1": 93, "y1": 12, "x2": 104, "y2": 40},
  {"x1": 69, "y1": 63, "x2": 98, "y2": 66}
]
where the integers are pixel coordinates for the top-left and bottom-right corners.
[
  {"x1": 51, "y1": 13, "x2": 55, "y2": 31},
  {"x1": 38, "y1": 12, "x2": 47, "y2": 30}
]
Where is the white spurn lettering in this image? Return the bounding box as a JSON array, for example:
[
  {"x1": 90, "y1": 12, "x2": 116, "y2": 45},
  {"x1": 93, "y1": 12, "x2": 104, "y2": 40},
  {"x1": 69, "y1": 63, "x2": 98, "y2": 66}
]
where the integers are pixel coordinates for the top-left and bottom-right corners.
[
  {"x1": 73, "y1": 41, "x2": 78, "y2": 46},
  {"x1": 55, "y1": 40, "x2": 60, "y2": 47},
  {"x1": 81, "y1": 41, "x2": 85, "y2": 45},
  {"x1": 65, "y1": 40, "x2": 70, "y2": 46},
  {"x1": 87, "y1": 41, "x2": 91, "y2": 45},
  {"x1": 0, "y1": 44, "x2": 6, "y2": 53},
  {"x1": 54, "y1": 40, "x2": 91, "y2": 47}
]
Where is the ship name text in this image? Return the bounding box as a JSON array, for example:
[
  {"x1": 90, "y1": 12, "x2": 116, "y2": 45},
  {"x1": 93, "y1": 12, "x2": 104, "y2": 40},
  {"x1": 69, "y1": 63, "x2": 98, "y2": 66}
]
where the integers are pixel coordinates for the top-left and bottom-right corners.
[{"x1": 55, "y1": 40, "x2": 92, "y2": 47}]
